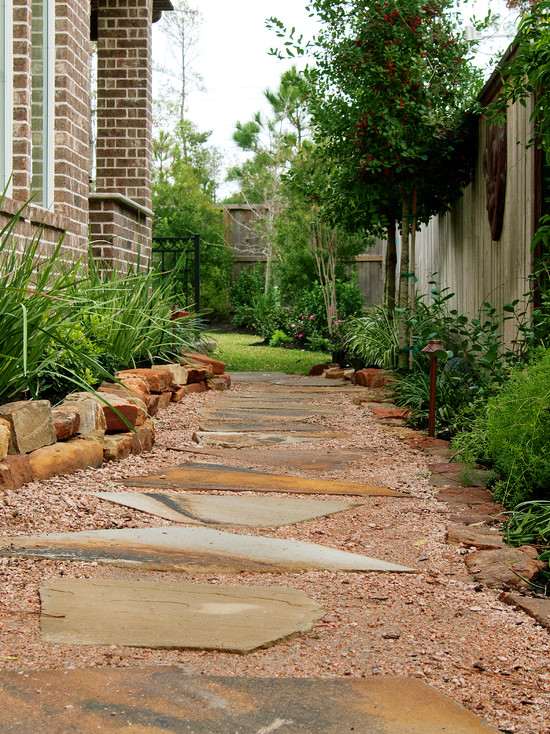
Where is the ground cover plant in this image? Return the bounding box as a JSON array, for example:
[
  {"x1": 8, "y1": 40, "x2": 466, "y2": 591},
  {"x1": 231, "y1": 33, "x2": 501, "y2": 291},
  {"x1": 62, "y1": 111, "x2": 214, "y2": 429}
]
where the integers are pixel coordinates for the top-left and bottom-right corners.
[
  {"x1": 0, "y1": 210, "x2": 202, "y2": 403},
  {"x1": 207, "y1": 331, "x2": 330, "y2": 374}
]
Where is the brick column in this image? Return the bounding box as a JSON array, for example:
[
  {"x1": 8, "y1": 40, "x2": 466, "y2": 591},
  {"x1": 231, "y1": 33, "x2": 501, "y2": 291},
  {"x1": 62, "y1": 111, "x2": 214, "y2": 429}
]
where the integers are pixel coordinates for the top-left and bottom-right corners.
[
  {"x1": 95, "y1": 0, "x2": 153, "y2": 210},
  {"x1": 12, "y1": 0, "x2": 31, "y2": 199}
]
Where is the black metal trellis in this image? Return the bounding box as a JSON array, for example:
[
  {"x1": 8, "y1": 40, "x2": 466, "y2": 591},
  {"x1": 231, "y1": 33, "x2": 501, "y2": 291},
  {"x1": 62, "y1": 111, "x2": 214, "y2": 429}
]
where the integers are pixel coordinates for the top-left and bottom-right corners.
[{"x1": 152, "y1": 234, "x2": 201, "y2": 312}]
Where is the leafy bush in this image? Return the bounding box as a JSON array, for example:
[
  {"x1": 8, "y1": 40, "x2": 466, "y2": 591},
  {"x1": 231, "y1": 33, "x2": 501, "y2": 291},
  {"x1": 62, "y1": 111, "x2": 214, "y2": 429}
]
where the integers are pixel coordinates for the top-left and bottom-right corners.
[
  {"x1": 344, "y1": 306, "x2": 400, "y2": 368},
  {"x1": 0, "y1": 214, "x2": 107, "y2": 402},
  {"x1": 505, "y1": 501, "x2": 550, "y2": 548},
  {"x1": 269, "y1": 329, "x2": 293, "y2": 347},
  {"x1": 230, "y1": 267, "x2": 264, "y2": 330},
  {"x1": 0, "y1": 209, "x2": 203, "y2": 402},
  {"x1": 252, "y1": 288, "x2": 290, "y2": 341},
  {"x1": 485, "y1": 349, "x2": 550, "y2": 508}
]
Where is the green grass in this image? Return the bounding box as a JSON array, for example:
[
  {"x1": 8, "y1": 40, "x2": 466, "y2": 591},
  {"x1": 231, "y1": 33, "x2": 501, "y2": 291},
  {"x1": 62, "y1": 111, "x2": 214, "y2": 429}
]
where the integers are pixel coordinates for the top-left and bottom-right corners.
[{"x1": 208, "y1": 331, "x2": 330, "y2": 374}]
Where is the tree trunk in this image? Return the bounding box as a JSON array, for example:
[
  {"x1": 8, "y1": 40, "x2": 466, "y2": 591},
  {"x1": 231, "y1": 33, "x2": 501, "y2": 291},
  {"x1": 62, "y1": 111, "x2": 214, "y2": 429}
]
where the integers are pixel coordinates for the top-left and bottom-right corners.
[
  {"x1": 408, "y1": 188, "x2": 417, "y2": 369},
  {"x1": 398, "y1": 195, "x2": 410, "y2": 370},
  {"x1": 384, "y1": 219, "x2": 397, "y2": 314}
]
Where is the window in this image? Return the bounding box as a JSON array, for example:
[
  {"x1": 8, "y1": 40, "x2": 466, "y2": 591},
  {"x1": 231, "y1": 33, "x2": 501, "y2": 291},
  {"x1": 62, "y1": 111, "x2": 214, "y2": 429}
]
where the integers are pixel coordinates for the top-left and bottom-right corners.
[
  {"x1": 0, "y1": 0, "x2": 12, "y2": 194},
  {"x1": 31, "y1": 0, "x2": 54, "y2": 208}
]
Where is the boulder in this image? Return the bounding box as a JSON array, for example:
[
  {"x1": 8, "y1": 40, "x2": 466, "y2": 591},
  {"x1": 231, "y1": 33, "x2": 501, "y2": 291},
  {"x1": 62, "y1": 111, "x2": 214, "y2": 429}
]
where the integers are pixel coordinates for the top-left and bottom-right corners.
[
  {"x1": 446, "y1": 524, "x2": 505, "y2": 550},
  {"x1": 158, "y1": 391, "x2": 173, "y2": 411},
  {"x1": 131, "y1": 420, "x2": 155, "y2": 454},
  {"x1": 184, "y1": 366, "x2": 212, "y2": 384},
  {"x1": 182, "y1": 352, "x2": 225, "y2": 375},
  {"x1": 465, "y1": 546, "x2": 545, "y2": 590},
  {"x1": 62, "y1": 394, "x2": 107, "y2": 438},
  {"x1": 0, "y1": 455, "x2": 34, "y2": 491},
  {"x1": 171, "y1": 386, "x2": 187, "y2": 403},
  {"x1": 500, "y1": 592, "x2": 550, "y2": 631},
  {"x1": 115, "y1": 368, "x2": 172, "y2": 394},
  {"x1": 324, "y1": 367, "x2": 346, "y2": 379},
  {"x1": 309, "y1": 363, "x2": 333, "y2": 377},
  {"x1": 103, "y1": 420, "x2": 155, "y2": 462},
  {"x1": 154, "y1": 364, "x2": 190, "y2": 386},
  {"x1": 103, "y1": 434, "x2": 134, "y2": 463},
  {"x1": 181, "y1": 382, "x2": 208, "y2": 396},
  {"x1": 146, "y1": 394, "x2": 161, "y2": 417},
  {"x1": 354, "y1": 368, "x2": 395, "y2": 388},
  {"x1": 28, "y1": 439, "x2": 104, "y2": 481},
  {"x1": 51, "y1": 408, "x2": 80, "y2": 442},
  {"x1": 101, "y1": 377, "x2": 150, "y2": 404},
  {"x1": 0, "y1": 418, "x2": 10, "y2": 461},
  {"x1": 208, "y1": 376, "x2": 231, "y2": 392},
  {"x1": 0, "y1": 400, "x2": 56, "y2": 455},
  {"x1": 369, "y1": 404, "x2": 410, "y2": 420},
  {"x1": 96, "y1": 394, "x2": 147, "y2": 433}
]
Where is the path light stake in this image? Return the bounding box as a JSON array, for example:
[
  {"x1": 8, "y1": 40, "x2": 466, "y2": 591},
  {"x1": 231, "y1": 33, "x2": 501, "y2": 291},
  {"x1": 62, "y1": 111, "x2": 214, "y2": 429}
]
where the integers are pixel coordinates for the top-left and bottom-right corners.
[{"x1": 421, "y1": 340, "x2": 445, "y2": 438}]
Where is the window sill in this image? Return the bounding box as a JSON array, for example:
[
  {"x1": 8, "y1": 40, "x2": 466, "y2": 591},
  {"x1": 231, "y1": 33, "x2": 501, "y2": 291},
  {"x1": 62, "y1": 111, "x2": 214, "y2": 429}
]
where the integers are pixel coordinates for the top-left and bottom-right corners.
[{"x1": 0, "y1": 196, "x2": 67, "y2": 232}]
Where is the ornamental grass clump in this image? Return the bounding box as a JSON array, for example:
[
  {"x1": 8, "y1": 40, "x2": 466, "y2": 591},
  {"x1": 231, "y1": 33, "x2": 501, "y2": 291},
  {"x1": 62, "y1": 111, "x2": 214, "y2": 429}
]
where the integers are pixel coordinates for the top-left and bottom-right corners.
[
  {"x1": 0, "y1": 211, "x2": 106, "y2": 401},
  {"x1": 78, "y1": 257, "x2": 202, "y2": 374}
]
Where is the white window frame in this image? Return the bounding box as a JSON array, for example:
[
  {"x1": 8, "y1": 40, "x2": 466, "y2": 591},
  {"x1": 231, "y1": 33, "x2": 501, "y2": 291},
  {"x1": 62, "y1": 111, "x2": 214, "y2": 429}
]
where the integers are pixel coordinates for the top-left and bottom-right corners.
[
  {"x1": 0, "y1": 0, "x2": 13, "y2": 196},
  {"x1": 32, "y1": 0, "x2": 55, "y2": 209}
]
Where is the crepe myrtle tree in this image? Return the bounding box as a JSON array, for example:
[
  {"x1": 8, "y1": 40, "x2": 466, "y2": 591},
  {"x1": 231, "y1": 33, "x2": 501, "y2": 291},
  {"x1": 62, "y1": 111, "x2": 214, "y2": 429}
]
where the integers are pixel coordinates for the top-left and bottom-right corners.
[{"x1": 269, "y1": 0, "x2": 481, "y2": 366}]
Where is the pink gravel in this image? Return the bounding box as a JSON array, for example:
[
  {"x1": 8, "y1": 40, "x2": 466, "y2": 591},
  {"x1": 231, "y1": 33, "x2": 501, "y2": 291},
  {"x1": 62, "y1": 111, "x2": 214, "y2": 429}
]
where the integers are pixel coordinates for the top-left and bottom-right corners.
[{"x1": 0, "y1": 381, "x2": 548, "y2": 733}]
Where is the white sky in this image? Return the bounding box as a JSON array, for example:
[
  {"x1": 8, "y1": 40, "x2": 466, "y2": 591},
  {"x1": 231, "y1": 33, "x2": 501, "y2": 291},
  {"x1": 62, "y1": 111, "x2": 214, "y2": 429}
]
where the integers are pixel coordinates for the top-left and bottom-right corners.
[{"x1": 152, "y1": 0, "x2": 518, "y2": 197}]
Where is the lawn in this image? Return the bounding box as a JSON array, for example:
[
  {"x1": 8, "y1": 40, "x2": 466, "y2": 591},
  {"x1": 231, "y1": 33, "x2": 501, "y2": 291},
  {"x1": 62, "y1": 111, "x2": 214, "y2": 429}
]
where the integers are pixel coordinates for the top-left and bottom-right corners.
[{"x1": 207, "y1": 332, "x2": 330, "y2": 375}]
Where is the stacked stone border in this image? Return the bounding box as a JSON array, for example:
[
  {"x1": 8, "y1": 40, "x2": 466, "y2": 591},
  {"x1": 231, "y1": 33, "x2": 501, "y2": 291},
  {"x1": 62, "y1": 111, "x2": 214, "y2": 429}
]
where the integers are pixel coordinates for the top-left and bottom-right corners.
[{"x1": 0, "y1": 352, "x2": 229, "y2": 492}]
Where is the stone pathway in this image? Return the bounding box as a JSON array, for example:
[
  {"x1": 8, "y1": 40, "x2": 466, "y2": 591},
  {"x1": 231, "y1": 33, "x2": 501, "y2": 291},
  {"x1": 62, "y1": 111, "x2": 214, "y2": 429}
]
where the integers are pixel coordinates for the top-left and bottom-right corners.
[{"x1": 1, "y1": 371, "x2": 548, "y2": 731}]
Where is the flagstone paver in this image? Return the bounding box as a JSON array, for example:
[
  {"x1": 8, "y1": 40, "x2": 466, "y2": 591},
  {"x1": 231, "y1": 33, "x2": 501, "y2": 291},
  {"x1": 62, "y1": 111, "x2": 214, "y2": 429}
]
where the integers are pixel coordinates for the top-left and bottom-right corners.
[
  {"x1": 199, "y1": 419, "x2": 334, "y2": 433},
  {"x1": 193, "y1": 430, "x2": 336, "y2": 448},
  {"x1": 121, "y1": 462, "x2": 397, "y2": 496},
  {"x1": 2, "y1": 526, "x2": 413, "y2": 573},
  {"x1": 164, "y1": 446, "x2": 367, "y2": 472},
  {"x1": 96, "y1": 491, "x2": 359, "y2": 527},
  {"x1": 40, "y1": 578, "x2": 324, "y2": 652},
  {"x1": 0, "y1": 668, "x2": 498, "y2": 733}
]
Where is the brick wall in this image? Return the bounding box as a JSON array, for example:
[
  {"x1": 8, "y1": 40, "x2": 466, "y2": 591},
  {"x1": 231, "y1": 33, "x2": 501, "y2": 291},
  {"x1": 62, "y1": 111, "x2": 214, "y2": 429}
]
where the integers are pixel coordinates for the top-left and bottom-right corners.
[
  {"x1": 89, "y1": 194, "x2": 151, "y2": 271},
  {"x1": 92, "y1": 0, "x2": 154, "y2": 268},
  {"x1": 2, "y1": 0, "x2": 91, "y2": 261}
]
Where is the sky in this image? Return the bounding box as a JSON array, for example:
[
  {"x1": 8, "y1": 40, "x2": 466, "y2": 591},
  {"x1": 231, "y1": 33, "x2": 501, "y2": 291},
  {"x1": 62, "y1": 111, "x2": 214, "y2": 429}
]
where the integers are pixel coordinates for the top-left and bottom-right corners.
[{"x1": 152, "y1": 0, "x2": 519, "y2": 196}]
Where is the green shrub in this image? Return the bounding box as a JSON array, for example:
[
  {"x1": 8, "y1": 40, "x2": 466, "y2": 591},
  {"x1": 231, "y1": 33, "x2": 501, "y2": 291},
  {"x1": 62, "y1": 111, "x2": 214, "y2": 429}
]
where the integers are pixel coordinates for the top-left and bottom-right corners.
[
  {"x1": 252, "y1": 289, "x2": 290, "y2": 341},
  {"x1": 344, "y1": 306, "x2": 400, "y2": 368},
  {"x1": 485, "y1": 349, "x2": 550, "y2": 508},
  {"x1": 230, "y1": 267, "x2": 264, "y2": 330},
  {"x1": 269, "y1": 329, "x2": 293, "y2": 347}
]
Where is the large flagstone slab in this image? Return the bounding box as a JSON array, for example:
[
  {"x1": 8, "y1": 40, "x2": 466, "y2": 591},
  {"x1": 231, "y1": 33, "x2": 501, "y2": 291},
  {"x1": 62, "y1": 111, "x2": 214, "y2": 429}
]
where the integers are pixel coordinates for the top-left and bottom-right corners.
[
  {"x1": 193, "y1": 431, "x2": 342, "y2": 448},
  {"x1": 0, "y1": 668, "x2": 498, "y2": 733},
  {"x1": 199, "y1": 420, "x2": 331, "y2": 433},
  {"x1": 1, "y1": 526, "x2": 412, "y2": 573},
  {"x1": 166, "y1": 446, "x2": 367, "y2": 472},
  {"x1": 96, "y1": 491, "x2": 359, "y2": 527},
  {"x1": 121, "y1": 462, "x2": 398, "y2": 497},
  {"x1": 229, "y1": 373, "x2": 349, "y2": 387},
  {"x1": 201, "y1": 408, "x2": 339, "y2": 421},
  {"x1": 40, "y1": 578, "x2": 323, "y2": 652}
]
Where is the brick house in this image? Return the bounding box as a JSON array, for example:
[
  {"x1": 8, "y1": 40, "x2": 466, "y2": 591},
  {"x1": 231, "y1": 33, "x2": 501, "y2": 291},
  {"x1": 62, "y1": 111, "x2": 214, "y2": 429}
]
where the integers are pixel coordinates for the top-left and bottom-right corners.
[{"x1": 0, "y1": 0, "x2": 173, "y2": 268}]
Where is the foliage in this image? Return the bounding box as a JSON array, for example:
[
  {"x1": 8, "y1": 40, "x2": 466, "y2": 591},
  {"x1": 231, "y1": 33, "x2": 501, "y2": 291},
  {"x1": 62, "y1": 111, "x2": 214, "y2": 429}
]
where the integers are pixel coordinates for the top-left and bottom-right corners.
[
  {"x1": 505, "y1": 501, "x2": 550, "y2": 549},
  {"x1": 0, "y1": 213, "x2": 104, "y2": 402},
  {"x1": 269, "y1": 329, "x2": 293, "y2": 348},
  {"x1": 251, "y1": 288, "x2": 289, "y2": 342},
  {"x1": 485, "y1": 349, "x2": 550, "y2": 508},
  {"x1": 344, "y1": 307, "x2": 400, "y2": 368},
  {"x1": 0, "y1": 207, "x2": 203, "y2": 403},
  {"x1": 208, "y1": 331, "x2": 330, "y2": 375},
  {"x1": 230, "y1": 267, "x2": 265, "y2": 330},
  {"x1": 153, "y1": 120, "x2": 232, "y2": 316}
]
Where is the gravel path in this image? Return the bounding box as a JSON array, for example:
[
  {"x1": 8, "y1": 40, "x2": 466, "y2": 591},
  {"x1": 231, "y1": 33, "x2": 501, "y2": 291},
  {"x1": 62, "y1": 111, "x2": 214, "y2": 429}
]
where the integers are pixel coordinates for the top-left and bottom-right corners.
[{"x1": 0, "y1": 379, "x2": 548, "y2": 733}]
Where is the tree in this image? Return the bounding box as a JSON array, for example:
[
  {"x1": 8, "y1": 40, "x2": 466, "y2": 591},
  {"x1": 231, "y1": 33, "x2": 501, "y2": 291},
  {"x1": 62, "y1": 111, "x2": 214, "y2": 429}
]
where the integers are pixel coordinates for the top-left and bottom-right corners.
[
  {"x1": 270, "y1": 1, "x2": 481, "y2": 365},
  {"x1": 153, "y1": 120, "x2": 231, "y2": 316},
  {"x1": 156, "y1": 0, "x2": 203, "y2": 126},
  {"x1": 226, "y1": 68, "x2": 310, "y2": 291}
]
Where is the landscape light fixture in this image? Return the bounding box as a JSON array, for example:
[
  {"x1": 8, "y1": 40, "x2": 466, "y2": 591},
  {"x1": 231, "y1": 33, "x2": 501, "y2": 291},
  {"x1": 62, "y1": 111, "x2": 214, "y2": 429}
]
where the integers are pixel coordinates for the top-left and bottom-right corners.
[{"x1": 421, "y1": 339, "x2": 446, "y2": 438}]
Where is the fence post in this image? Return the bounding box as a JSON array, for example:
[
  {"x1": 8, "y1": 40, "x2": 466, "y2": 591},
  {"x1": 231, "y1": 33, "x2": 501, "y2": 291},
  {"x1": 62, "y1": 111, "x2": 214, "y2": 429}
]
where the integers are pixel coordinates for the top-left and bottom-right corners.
[{"x1": 193, "y1": 234, "x2": 201, "y2": 312}]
